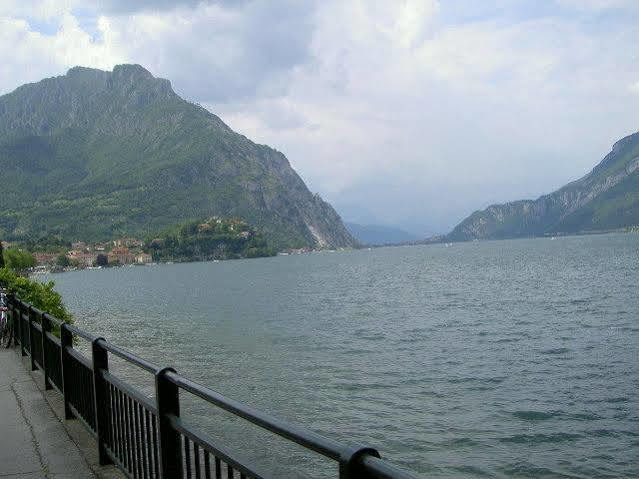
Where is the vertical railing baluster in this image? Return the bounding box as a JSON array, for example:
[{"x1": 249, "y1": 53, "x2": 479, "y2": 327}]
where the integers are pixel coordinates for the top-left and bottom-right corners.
[
  {"x1": 92, "y1": 338, "x2": 113, "y2": 465},
  {"x1": 132, "y1": 398, "x2": 140, "y2": 478},
  {"x1": 112, "y1": 385, "x2": 119, "y2": 455},
  {"x1": 184, "y1": 436, "x2": 192, "y2": 478},
  {"x1": 136, "y1": 402, "x2": 144, "y2": 479},
  {"x1": 81, "y1": 365, "x2": 86, "y2": 422},
  {"x1": 152, "y1": 414, "x2": 159, "y2": 478},
  {"x1": 130, "y1": 397, "x2": 136, "y2": 479},
  {"x1": 145, "y1": 409, "x2": 154, "y2": 478},
  {"x1": 126, "y1": 395, "x2": 133, "y2": 474},
  {"x1": 61, "y1": 323, "x2": 75, "y2": 419},
  {"x1": 204, "y1": 451, "x2": 210, "y2": 479},
  {"x1": 118, "y1": 390, "x2": 125, "y2": 467},
  {"x1": 194, "y1": 443, "x2": 201, "y2": 479},
  {"x1": 80, "y1": 366, "x2": 86, "y2": 420},
  {"x1": 108, "y1": 384, "x2": 115, "y2": 454},
  {"x1": 137, "y1": 401, "x2": 144, "y2": 479},
  {"x1": 120, "y1": 390, "x2": 128, "y2": 471},
  {"x1": 41, "y1": 312, "x2": 52, "y2": 390},
  {"x1": 215, "y1": 457, "x2": 221, "y2": 479},
  {"x1": 227, "y1": 464, "x2": 233, "y2": 479},
  {"x1": 155, "y1": 367, "x2": 183, "y2": 479},
  {"x1": 130, "y1": 396, "x2": 137, "y2": 476},
  {"x1": 114, "y1": 385, "x2": 120, "y2": 457}
]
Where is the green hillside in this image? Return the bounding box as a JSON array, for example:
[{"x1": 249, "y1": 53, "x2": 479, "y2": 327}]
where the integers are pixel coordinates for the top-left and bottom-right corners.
[
  {"x1": 146, "y1": 217, "x2": 275, "y2": 262},
  {"x1": 447, "y1": 131, "x2": 639, "y2": 241},
  {"x1": 0, "y1": 65, "x2": 357, "y2": 250}
]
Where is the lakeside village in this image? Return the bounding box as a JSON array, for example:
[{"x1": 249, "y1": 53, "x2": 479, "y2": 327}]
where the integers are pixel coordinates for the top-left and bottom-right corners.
[
  {"x1": 1, "y1": 237, "x2": 154, "y2": 273},
  {"x1": 0, "y1": 217, "x2": 319, "y2": 274}
]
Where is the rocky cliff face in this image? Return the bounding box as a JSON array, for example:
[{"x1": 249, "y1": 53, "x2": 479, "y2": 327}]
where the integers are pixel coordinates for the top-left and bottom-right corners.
[
  {"x1": 447, "y1": 131, "x2": 639, "y2": 241},
  {"x1": 0, "y1": 65, "x2": 358, "y2": 249}
]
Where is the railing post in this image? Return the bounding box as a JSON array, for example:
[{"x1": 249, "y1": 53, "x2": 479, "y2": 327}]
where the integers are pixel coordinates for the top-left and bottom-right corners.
[
  {"x1": 339, "y1": 447, "x2": 381, "y2": 479},
  {"x1": 60, "y1": 323, "x2": 75, "y2": 420},
  {"x1": 92, "y1": 338, "x2": 113, "y2": 466},
  {"x1": 155, "y1": 367, "x2": 183, "y2": 479},
  {"x1": 27, "y1": 305, "x2": 36, "y2": 370},
  {"x1": 40, "y1": 312, "x2": 52, "y2": 390}
]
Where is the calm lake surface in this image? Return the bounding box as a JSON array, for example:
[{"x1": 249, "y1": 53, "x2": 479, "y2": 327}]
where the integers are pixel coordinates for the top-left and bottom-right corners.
[{"x1": 40, "y1": 234, "x2": 639, "y2": 478}]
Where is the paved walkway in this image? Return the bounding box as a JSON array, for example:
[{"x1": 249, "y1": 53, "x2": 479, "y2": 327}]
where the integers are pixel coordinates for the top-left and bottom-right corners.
[{"x1": 0, "y1": 347, "x2": 123, "y2": 478}]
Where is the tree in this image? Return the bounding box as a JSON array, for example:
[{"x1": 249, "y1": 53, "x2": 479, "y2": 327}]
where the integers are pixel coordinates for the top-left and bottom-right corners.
[
  {"x1": 3, "y1": 248, "x2": 36, "y2": 272},
  {"x1": 95, "y1": 254, "x2": 108, "y2": 267},
  {"x1": 0, "y1": 268, "x2": 72, "y2": 323},
  {"x1": 56, "y1": 254, "x2": 71, "y2": 267}
]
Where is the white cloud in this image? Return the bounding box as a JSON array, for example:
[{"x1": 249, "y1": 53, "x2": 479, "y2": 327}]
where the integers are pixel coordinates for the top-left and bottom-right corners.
[
  {"x1": 1, "y1": 0, "x2": 638, "y2": 234},
  {"x1": 212, "y1": 0, "x2": 639, "y2": 231},
  {"x1": 0, "y1": 13, "x2": 122, "y2": 94}
]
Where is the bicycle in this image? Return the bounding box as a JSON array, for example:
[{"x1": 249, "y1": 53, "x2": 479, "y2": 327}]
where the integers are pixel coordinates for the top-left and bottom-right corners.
[{"x1": 0, "y1": 290, "x2": 12, "y2": 347}]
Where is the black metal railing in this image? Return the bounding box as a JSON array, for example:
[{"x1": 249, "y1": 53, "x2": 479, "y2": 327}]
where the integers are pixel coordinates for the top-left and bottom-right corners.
[{"x1": 5, "y1": 293, "x2": 419, "y2": 479}]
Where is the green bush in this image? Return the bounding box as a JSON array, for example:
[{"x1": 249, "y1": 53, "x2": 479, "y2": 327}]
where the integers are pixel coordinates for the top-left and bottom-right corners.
[
  {"x1": 56, "y1": 254, "x2": 71, "y2": 267},
  {"x1": 3, "y1": 248, "x2": 36, "y2": 271},
  {"x1": 0, "y1": 268, "x2": 72, "y2": 323}
]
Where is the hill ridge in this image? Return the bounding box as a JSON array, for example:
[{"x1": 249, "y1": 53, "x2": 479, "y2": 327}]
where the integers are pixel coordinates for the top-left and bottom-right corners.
[
  {"x1": 447, "y1": 130, "x2": 639, "y2": 241},
  {"x1": 0, "y1": 64, "x2": 357, "y2": 249}
]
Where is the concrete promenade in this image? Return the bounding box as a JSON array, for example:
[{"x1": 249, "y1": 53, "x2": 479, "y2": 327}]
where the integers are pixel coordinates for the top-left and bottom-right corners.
[{"x1": 0, "y1": 347, "x2": 124, "y2": 478}]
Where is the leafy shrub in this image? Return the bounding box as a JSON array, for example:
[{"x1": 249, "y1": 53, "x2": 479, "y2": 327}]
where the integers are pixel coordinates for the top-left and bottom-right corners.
[
  {"x1": 0, "y1": 268, "x2": 72, "y2": 323},
  {"x1": 3, "y1": 248, "x2": 36, "y2": 271},
  {"x1": 56, "y1": 254, "x2": 71, "y2": 267}
]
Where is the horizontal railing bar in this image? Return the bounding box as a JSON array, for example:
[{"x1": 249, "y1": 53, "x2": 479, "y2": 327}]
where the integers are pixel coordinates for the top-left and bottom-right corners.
[
  {"x1": 11, "y1": 298, "x2": 63, "y2": 327},
  {"x1": 165, "y1": 372, "x2": 357, "y2": 462},
  {"x1": 97, "y1": 339, "x2": 160, "y2": 374},
  {"x1": 361, "y1": 456, "x2": 419, "y2": 479},
  {"x1": 168, "y1": 414, "x2": 266, "y2": 479},
  {"x1": 33, "y1": 322, "x2": 42, "y2": 333},
  {"x1": 66, "y1": 346, "x2": 93, "y2": 370},
  {"x1": 65, "y1": 324, "x2": 98, "y2": 342},
  {"x1": 27, "y1": 304, "x2": 43, "y2": 316},
  {"x1": 101, "y1": 370, "x2": 157, "y2": 414},
  {"x1": 43, "y1": 312, "x2": 63, "y2": 327},
  {"x1": 45, "y1": 331, "x2": 61, "y2": 346}
]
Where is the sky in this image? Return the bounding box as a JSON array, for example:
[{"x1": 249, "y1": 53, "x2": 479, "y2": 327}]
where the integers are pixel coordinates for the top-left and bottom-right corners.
[{"x1": 1, "y1": 0, "x2": 639, "y2": 236}]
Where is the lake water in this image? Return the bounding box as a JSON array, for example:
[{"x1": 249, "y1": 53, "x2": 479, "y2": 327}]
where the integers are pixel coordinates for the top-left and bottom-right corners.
[{"x1": 39, "y1": 234, "x2": 639, "y2": 478}]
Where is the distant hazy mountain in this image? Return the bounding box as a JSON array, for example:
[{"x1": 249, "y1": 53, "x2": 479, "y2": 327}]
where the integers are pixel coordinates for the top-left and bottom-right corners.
[
  {"x1": 448, "y1": 131, "x2": 639, "y2": 241},
  {"x1": 0, "y1": 64, "x2": 357, "y2": 249},
  {"x1": 346, "y1": 222, "x2": 418, "y2": 245}
]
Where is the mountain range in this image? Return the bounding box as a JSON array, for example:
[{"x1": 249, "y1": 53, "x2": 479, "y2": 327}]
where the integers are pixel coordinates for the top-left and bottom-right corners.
[
  {"x1": 0, "y1": 65, "x2": 357, "y2": 250},
  {"x1": 447, "y1": 130, "x2": 639, "y2": 241}
]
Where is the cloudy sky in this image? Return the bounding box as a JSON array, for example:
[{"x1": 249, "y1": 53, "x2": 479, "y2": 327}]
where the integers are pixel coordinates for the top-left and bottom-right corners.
[{"x1": 2, "y1": 0, "x2": 639, "y2": 235}]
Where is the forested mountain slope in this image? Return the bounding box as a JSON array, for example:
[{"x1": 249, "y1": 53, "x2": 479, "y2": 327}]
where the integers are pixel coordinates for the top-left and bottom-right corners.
[
  {"x1": 448, "y1": 131, "x2": 639, "y2": 241},
  {"x1": 0, "y1": 65, "x2": 357, "y2": 249}
]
